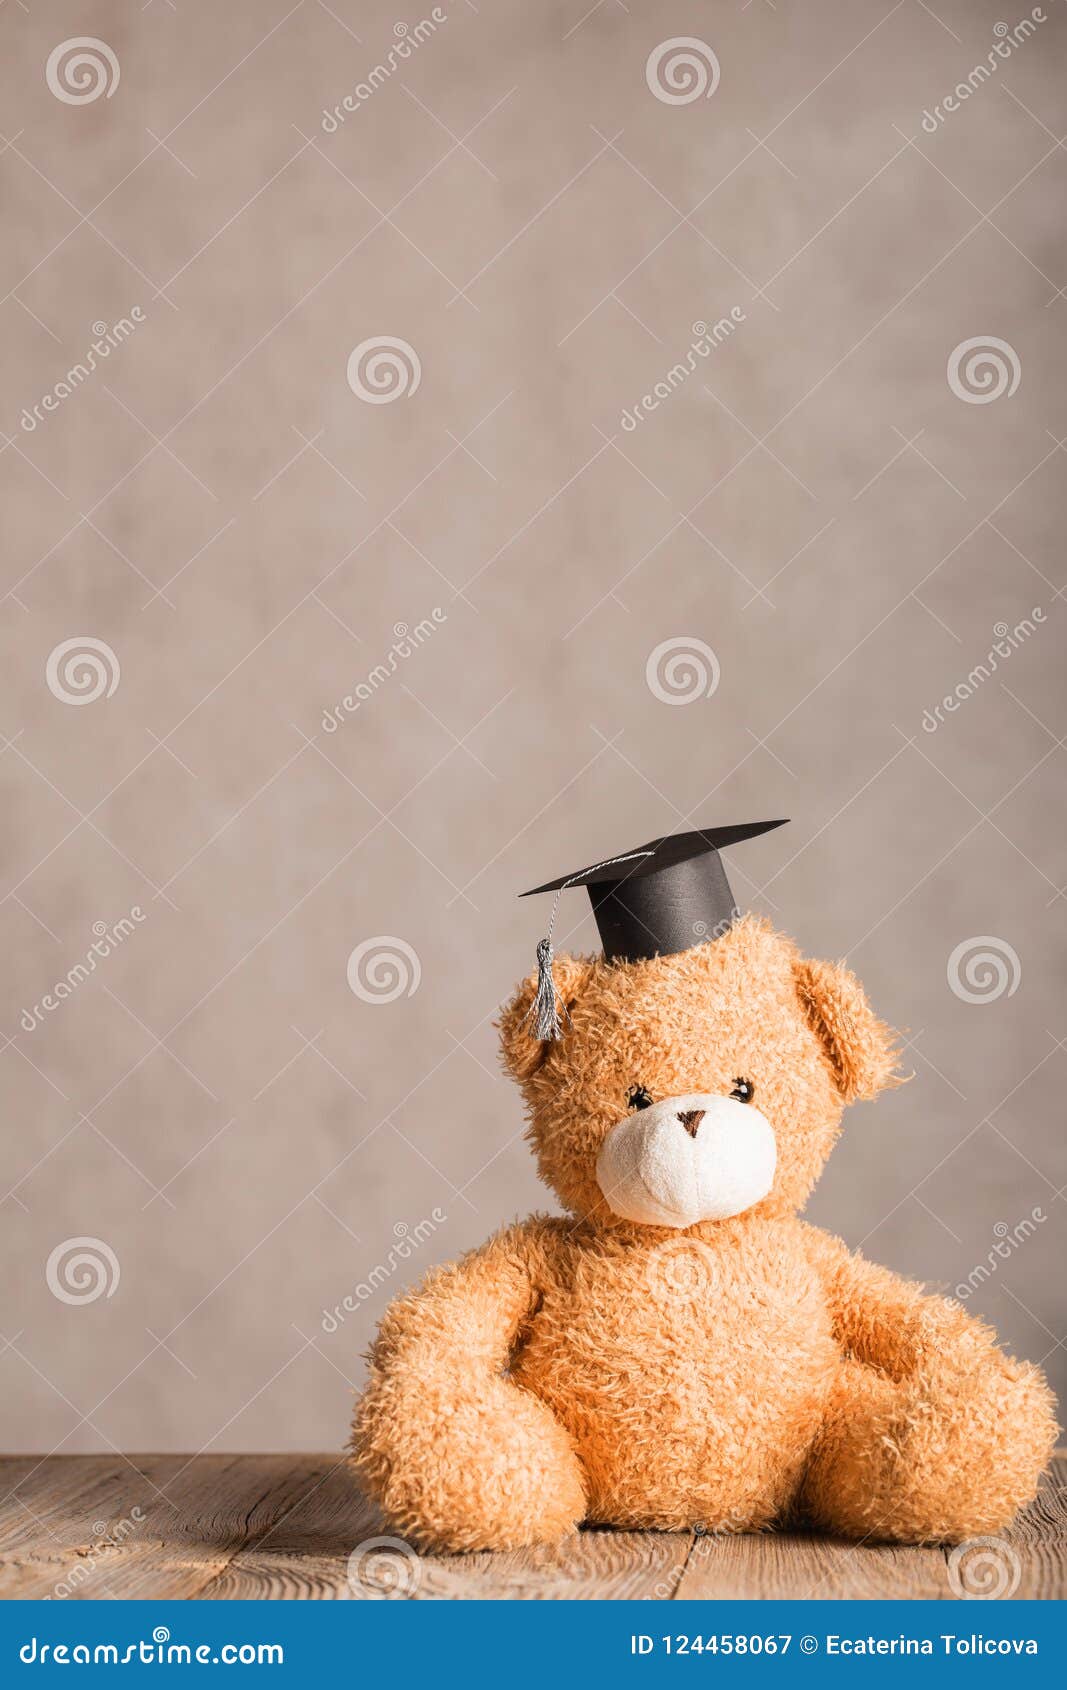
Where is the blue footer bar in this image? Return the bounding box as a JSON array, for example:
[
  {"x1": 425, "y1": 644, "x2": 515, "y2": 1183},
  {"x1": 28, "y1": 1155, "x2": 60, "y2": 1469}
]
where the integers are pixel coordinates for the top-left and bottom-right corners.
[{"x1": 1, "y1": 1599, "x2": 1062, "y2": 1683}]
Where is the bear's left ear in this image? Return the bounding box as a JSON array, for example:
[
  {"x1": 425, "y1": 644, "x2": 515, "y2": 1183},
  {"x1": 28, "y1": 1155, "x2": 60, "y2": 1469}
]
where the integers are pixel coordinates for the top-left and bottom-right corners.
[
  {"x1": 498, "y1": 953, "x2": 596, "y2": 1083},
  {"x1": 793, "y1": 957, "x2": 900, "y2": 1103}
]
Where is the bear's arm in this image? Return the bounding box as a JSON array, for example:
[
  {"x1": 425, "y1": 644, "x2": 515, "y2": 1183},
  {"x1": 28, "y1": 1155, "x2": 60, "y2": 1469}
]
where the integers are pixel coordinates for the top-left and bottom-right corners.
[
  {"x1": 359, "y1": 1216, "x2": 560, "y2": 1375},
  {"x1": 349, "y1": 1217, "x2": 585, "y2": 1551},
  {"x1": 799, "y1": 1220, "x2": 1043, "y2": 1381}
]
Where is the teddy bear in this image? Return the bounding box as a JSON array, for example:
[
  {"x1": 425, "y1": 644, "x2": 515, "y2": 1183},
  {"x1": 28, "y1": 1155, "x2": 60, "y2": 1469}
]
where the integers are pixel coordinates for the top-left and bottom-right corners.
[{"x1": 350, "y1": 828, "x2": 1056, "y2": 1554}]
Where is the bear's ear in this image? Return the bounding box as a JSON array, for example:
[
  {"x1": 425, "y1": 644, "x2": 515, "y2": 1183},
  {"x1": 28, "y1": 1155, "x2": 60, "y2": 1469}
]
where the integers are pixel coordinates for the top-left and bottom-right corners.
[
  {"x1": 793, "y1": 957, "x2": 899, "y2": 1103},
  {"x1": 498, "y1": 953, "x2": 596, "y2": 1083}
]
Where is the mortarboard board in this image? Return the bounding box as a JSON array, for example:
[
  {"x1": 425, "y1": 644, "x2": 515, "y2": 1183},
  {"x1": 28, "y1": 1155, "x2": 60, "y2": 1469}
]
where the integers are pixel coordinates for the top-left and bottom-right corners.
[{"x1": 520, "y1": 820, "x2": 788, "y2": 1040}]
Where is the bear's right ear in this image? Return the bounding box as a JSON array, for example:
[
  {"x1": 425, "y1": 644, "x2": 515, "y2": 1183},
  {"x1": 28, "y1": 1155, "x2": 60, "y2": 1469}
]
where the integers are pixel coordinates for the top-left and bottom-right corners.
[
  {"x1": 498, "y1": 953, "x2": 596, "y2": 1082},
  {"x1": 793, "y1": 956, "x2": 900, "y2": 1103}
]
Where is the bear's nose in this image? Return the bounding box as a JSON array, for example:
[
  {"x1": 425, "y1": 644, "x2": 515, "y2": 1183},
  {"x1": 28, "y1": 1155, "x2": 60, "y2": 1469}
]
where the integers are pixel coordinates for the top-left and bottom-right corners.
[{"x1": 678, "y1": 1109, "x2": 705, "y2": 1138}]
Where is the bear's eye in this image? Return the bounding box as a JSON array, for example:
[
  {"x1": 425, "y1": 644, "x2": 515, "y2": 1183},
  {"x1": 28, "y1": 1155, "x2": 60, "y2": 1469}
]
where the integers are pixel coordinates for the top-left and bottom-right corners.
[
  {"x1": 627, "y1": 1085, "x2": 653, "y2": 1111},
  {"x1": 730, "y1": 1078, "x2": 755, "y2": 1104}
]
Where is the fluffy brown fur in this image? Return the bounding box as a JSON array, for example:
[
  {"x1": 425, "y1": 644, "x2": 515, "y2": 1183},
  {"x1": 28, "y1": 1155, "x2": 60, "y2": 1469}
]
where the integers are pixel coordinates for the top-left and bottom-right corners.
[{"x1": 350, "y1": 917, "x2": 1056, "y2": 1551}]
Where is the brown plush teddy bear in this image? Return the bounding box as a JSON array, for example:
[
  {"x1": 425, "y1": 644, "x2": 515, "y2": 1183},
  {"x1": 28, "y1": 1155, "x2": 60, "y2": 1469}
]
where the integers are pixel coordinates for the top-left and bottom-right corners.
[{"x1": 351, "y1": 824, "x2": 1056, "y2": 1553}]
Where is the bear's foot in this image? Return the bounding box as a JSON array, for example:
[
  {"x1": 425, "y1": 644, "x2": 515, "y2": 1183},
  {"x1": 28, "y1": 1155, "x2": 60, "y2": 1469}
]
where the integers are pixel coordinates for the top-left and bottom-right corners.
[
  {"x1": 351, "y1": 1372, "x2": 587, "y2": 1554},
  {"x1": 801, "y1": 1359, "x2": 1057, "y2": 1544}
]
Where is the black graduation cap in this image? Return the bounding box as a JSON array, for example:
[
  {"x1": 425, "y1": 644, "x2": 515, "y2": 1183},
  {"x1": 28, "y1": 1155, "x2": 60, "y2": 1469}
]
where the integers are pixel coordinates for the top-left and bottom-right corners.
[{"x1": 520, "y1": 820, "x2": 788, "y2": 1039}]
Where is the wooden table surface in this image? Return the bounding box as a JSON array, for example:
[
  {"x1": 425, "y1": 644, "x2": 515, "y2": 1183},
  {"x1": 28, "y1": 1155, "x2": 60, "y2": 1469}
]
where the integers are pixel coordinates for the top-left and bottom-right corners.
[{"x1": 1, "y1": 1453, "x2": 1064, "y2": 1601}]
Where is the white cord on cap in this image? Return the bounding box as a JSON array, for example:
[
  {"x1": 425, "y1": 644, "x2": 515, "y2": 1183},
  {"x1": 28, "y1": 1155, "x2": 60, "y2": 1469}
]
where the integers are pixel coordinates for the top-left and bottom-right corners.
[{"x1": 526, "y1": 851, "x2": 654, "y2": 1041}]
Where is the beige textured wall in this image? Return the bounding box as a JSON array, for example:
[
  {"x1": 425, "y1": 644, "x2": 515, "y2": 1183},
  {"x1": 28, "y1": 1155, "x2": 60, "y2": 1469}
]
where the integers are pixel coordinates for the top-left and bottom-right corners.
[{"x1": 1, "y1": 0, "x2": 1064, "y2": 1458}]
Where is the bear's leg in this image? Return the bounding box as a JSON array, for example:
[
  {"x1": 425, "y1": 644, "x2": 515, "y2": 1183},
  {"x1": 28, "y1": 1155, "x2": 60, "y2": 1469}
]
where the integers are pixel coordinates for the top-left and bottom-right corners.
[
  {"x1": 801, "y1": 1356, "x2": 1056, "y2": 1544},
  {"x1": 351, "y1": 1222, "x2": 587, "y2": 1553},
  {"x1": 802, "y1": 1229, "x2": 1056, "y2": 1543},
  {"x1": 355, "y1": 1366, "x2": 586, "y2": 1553}
]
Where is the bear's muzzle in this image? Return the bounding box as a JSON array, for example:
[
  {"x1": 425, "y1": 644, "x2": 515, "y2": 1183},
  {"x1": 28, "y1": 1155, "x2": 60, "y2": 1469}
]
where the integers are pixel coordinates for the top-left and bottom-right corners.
[{"x1": 595, "y1": 1092, "x2": 777, "y2": 1229}]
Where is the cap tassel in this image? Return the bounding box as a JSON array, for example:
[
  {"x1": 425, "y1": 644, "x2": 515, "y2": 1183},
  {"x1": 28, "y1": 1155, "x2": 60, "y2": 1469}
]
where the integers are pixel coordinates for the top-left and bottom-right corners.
[
  {"x1": 530, "y1": 936, "x2": 567, "y2": 1042},
  {"x1": 524, "y1": 850, "x2": 654, "y2": 1043}
]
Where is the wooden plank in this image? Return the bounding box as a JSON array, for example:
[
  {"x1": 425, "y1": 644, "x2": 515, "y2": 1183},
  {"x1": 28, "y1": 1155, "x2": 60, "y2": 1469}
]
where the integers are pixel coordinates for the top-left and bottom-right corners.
[
  {"x1": 174, "y1": 1461, "x2": 695, "y2": 1600},
  {"x1": 101, "y1": 1456, "x2": 351, "y2": 1601},
  {"x1": 675, "y1": 1457, "x2": 1067, "y2": 1601},
  {"x1": 1, "y1": 1454, "x2": 1064, "y2": 1601},
  {"x1": 0, "y1": 1455, "x2": 353, "y2": 1601},
  {"x1": 1012, "y1": 1548, "x2": 1067, "y2": 1599},
  {"x1": 672, "y1": 1529, "x2": 948, "y2": 1601},
  {"x1": 204, "y1": 1551, "x2": 356, "y2": 1600},
  {"x1": 0, "y1": 1454, "x2": 196, "y2": 1598},
  {"x1": 1002, "y1": 1456, "x2": 1067, "y2": 1544},
  {"x1": 200, "y1": 1457, "x2": 378, "y2": 1600},
  {"x1": 206, "y1": 1464, "x2": 692, "y2": 1599},
  {"x1": 0, "y1": 1455, "x2": 242, "y2": 1600},
  {"x1": 995, "y1": 1456, "x2": 1067, "y2": 1600},
  {"x1": 0, "y1": 1455, "x2": 186, "y2": 1554},
  {"x1": 415, "y1": 1527, "x2": 695, "y2": 1601}
]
